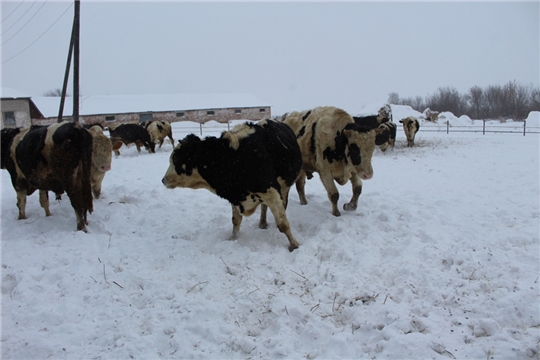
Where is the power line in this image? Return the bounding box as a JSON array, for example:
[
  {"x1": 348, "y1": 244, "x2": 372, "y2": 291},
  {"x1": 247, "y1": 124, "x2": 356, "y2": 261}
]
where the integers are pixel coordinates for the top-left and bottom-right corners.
[
  {"x1": 2, "y1": 1, "x2": 26, "y2": 23},
  {"x1": 2, "y1": 0, "x2": 49, "y2": 45},
  {"x1": 1, "y1": 0, "x2": 38, "y2": 35},
  {"x1": 2, "y1": 2, "x2": 73, "y2": 65}
]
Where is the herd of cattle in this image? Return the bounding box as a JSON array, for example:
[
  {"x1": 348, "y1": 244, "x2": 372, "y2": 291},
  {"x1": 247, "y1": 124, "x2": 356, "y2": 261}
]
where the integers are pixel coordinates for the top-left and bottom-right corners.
[{"x1": 1, "y1": 106, "x2": 420, "y2": 251}]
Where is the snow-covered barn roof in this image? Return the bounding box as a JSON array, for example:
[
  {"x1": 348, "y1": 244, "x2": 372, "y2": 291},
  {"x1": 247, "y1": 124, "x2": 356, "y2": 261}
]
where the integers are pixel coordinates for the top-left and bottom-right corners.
[
  {"x1": 30, "y1": 93, "x2": 271, "y2": 118},
  {"x1": 1, "y1": 87, "x2": 32, "y2": 99}
]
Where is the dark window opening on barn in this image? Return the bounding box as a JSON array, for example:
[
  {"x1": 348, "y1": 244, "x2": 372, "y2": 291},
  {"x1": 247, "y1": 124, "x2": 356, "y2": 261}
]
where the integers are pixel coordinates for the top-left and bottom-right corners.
[
  {"x1": 235, "y1": 109, "x2": 242, "y2": 114},
  {"x1": 176, "y1": 112, "x2": 185, "y2": 117},
  {"x1": 140, "y1": 113, "x2": 153, "y2": 122},
  {"x1": 105, "y1": 116, "x2": 115, "y2": 122},
  {"x1": 259, "y1": 108, "x2": 266, "y2": 112},
  {"x1": 207, "y1": 111, "x2": 215, "y2": 115},
  {"x1": 3, "y1": 111, "x2": 15, "y2": 126}
]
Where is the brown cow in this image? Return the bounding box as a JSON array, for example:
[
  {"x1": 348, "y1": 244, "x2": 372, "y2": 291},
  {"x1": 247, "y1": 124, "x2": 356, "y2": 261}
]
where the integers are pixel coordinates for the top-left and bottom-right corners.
[
  {"x1": 282, "y1": 106, "x2": 376, "y2": 217},
  {"x1": 1, "y1": 122, "x2": 93, "y2": 231}
]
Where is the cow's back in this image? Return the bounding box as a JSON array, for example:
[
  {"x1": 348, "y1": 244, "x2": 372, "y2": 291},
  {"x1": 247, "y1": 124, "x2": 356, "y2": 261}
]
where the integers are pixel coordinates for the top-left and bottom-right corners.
[
  {"x1": 284, "y1": 106, "x2": 355, "y2": 171},
  {"x1": 109, "y1": 123, "x2": 150, "y2": 143},
  {"x1": 15, "y1": 126, "x2": 49, "y2": 178},
  {"x1": 258, "y1": 120, "x2": 302, "y2": 187}
]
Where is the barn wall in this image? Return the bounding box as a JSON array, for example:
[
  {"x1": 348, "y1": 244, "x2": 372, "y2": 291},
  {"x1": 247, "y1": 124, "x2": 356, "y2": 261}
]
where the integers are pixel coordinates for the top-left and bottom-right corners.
[
  {"x1": 35, "y1": 106, "x2": 271, "y2": 127},
  {"x1": 1, "y1": 99, "x2": 32, "y2": 129}
]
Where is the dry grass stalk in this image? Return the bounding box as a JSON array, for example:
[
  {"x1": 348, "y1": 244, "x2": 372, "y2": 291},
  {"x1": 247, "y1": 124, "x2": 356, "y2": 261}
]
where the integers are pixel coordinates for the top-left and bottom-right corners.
[
  {"x1": 290, "y1": 269, "x2": 308, "y2": 282},
  {"x1": 220, "y1": 257, "x2": 233, "y2": 275},
  {"x1": 187, "y1": 281, "x2": 209, "y2": 294}
]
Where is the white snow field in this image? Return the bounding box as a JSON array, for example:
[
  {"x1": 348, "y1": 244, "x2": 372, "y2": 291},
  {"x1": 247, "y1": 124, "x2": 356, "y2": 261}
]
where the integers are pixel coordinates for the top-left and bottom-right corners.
[{"x1": 1, "y1": 109, "x2": 539, "y2": 359}]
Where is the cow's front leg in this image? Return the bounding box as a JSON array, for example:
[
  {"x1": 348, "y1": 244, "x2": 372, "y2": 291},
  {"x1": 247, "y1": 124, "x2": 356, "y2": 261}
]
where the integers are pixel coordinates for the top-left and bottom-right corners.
[
  {"x1": 319, "y1": 171, "x2": 341, "y2": 216},
  {"x1": 16, "y1": 191, "x2": 27, "y2": 220},
  {"x1": 135, "y1": 140, "x2": 143, "y2": 153},
  {"x1": 230, "y1": 205, "x2": 243, "y2": 239},
  {"x1": 343, "y1": 173, "x2": 362, "y2": 211},
  {"x1": 295, "y1": 171, "x2": 308, "y2": 205},
  {"x1": 39, "y1": 190, "x2": 52, "y2": 216}
]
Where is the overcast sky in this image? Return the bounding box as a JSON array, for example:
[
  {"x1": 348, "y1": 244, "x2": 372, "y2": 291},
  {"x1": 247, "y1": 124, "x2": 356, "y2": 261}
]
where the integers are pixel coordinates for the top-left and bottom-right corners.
[{"x1": 2, "y1": 1, "x2": 538, "y2": 115}]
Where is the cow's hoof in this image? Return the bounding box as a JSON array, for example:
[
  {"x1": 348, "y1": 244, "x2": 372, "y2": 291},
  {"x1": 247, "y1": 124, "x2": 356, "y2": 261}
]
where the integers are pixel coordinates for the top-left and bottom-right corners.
[
  {"x1": 288, "y1": 244, "x2": 299, "y2": 252},
  {"x1": 259, "y1": 221, "x2": 268, "y2": 230},
  {"x1": 332, "y1": 210, "x2": 341, "y2": 217},
  {"x1": 343, "y1": 202, "x2": 357, "y2": 211}
]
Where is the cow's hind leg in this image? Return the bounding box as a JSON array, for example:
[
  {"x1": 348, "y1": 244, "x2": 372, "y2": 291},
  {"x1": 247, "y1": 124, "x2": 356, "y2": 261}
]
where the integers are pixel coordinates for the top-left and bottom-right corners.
[
  {"x1": 295, "y1": 171, "x2": 308, "y2": 205},
  {"x1": 39, "y1": 190, "x2": 52, "y2": 216},
  {"x1": 343, "y1": 173, "x2": 362, "y2": 212},
  {"x1": 230, "y1": 205, "x2": 243, "y2": 239},
  {"x1": 16, "y1": 191, "x2": 28, "y2": 220},
  {"x1": 259, "y1": 204, "x2": 269, "y2": 229},
  {"x1": 261, "y1": 189, "x2": 299, "y2": 252}
]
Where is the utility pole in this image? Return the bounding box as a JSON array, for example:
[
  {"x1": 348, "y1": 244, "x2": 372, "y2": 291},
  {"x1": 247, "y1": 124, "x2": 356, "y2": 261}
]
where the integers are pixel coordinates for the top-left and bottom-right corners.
[
  {"x1": 58, "y1": 0, "x2": 80, "y2": 123},
  {"x1": 72, "y1": 0, "x2": 80, "y2": 123}
]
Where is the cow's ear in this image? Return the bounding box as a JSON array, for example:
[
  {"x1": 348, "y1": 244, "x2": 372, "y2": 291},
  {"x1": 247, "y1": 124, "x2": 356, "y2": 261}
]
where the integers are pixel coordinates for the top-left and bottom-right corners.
[
  {"x1": 343, "y1": 129, "x2": 352, "y2": 138},
  {"x1": 399, "y1": 120, "x2": 404, "y2": 123},
  {"x1": 374, "y1": 128, "x2": 384, "y2": 135}
]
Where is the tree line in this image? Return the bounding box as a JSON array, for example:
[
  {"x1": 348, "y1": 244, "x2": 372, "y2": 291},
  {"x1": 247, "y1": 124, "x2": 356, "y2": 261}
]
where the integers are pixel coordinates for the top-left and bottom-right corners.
[{"x1": 388, "y1": 81, "x2": 540, "y2": 121}]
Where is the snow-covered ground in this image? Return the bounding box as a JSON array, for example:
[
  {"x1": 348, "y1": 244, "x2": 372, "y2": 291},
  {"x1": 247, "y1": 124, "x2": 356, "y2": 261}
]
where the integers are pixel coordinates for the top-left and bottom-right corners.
[{"x1": 1, "y1": 109, "x2": 539, "y2": 359}]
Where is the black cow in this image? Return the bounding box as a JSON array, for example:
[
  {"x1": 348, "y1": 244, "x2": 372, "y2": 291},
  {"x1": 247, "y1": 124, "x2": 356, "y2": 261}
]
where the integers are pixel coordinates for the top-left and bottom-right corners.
[
  {"x1": 353, "y1": 115, "x2": 382, "y2": 129},
  {"x1": 1, "y1": 122, "x2": 93, "y2": 231},
  {"x1": 162, "y1": 119, "x2": 302, "y2": 251},
  {"x1": 108, "y1": 123, "x2": 155, "y2": 156}
]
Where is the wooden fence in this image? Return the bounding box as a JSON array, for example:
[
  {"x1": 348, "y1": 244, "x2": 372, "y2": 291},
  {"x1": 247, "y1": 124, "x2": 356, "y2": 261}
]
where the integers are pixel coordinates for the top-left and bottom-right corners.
[
  {"x1": 169, "y1": 120, "x2": 540, "y2": 140},
  {"x1": 420, "y1": 120, "x2": 540, "y2": 136}
]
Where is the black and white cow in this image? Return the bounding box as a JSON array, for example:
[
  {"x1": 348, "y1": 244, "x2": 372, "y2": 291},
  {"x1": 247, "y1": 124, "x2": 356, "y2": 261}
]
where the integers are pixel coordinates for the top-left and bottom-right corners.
[
  {"x1": 353, "y1": 106, "x2": 395, "y2": 152},
  {"x1": 282, "y1": 106, "x2": 376, "y2": 217},
  {"x1": 375, "y1": 121, "x2": 397, "y2": 152},
  {"x1": 399, "y1": 116, "x2": 420, "y2": 147},
  {"x1": 1, "y1": 122, "x2": 94, "y2": 231},
  {"x1": 162, "y1": 119, "x2": 302, "y2": 251},
  {"x1": 108, "y1": 123, "x2": 155, "y2": 156},
  {"x1": 146, "y1": 120, "x2": 174, "y2": 148}
]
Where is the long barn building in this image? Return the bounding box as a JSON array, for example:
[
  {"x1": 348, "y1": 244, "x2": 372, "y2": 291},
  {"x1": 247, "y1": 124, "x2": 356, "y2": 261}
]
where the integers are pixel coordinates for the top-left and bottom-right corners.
[{"x1": 1, "y1": 89, "x2": 271, "y2": 129}]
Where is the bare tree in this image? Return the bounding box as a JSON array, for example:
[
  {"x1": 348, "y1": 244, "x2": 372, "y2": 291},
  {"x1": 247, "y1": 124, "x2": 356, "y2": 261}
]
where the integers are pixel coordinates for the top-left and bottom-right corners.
[
  {"x1": 387, "y1": 92, "x2": 400, "y2": 105},
  {"x1": 43, "y1": 88, "x2": 69, "y2": 97},
  {"x1": 468, "y1": 85, "x2": 484, "y2": 119}
]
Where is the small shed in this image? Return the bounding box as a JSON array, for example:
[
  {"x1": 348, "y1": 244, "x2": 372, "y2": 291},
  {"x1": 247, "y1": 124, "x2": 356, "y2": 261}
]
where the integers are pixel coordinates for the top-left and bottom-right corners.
[
  {"x1": 31, "y1": 93, "x2": 271, "y2": 127},
  {"x1": 1, "y1": 88, "x2": 44, "y2": 129}
]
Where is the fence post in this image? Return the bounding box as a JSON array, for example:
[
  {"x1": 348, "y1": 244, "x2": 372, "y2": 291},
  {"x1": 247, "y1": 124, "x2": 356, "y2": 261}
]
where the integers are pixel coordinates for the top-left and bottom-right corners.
[
  {"x1": 200, "y1": 123, "x2": 203, "y2": 136},
  {"x1": 523, "y1": 120, "x2": 526, "y2": 136},
  {"x1": 483, "y1": 120, "x2": 486, "y2": 135},
  {"x1": 447, "y1": 121, "x2": 449, "y2": 134}
]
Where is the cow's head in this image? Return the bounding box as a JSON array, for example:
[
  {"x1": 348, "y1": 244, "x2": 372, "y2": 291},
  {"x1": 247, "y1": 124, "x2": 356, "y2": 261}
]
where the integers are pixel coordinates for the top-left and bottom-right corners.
[
  {"x1": 145, "y1": 140, "x2": 156, "y2": 153},
  {"x1": 162, "y1": 134, "x2": 208, "y2": 190},
  {"x1": 343, "y1": 123, "x2": 376, "y2": 180}
]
